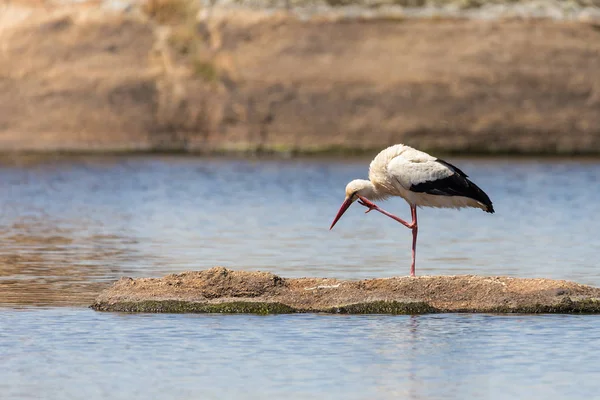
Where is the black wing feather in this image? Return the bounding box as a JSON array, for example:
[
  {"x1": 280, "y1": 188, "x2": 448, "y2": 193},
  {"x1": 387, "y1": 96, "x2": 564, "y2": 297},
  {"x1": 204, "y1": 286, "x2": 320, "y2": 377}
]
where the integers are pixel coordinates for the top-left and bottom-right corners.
[
  {"x1": 435, "y1": 159, "x2": 469, "y2": 178},
  {"x1": 409, "y1": 159, "x2": 495, "y2": 213}
]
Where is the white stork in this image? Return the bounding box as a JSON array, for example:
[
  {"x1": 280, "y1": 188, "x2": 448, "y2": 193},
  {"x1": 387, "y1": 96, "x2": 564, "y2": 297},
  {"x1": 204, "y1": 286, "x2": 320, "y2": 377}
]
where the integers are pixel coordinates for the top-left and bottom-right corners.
[{"x1": 329, "y1": 144, "x2": 494, "y2": 277}]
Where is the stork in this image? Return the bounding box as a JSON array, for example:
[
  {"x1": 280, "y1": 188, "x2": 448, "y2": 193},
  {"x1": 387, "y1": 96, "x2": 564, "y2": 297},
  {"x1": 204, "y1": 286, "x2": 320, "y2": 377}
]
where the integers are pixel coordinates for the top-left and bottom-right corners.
[{"x1": 329, "y1": 144, "x2": 494, "y2": 277}]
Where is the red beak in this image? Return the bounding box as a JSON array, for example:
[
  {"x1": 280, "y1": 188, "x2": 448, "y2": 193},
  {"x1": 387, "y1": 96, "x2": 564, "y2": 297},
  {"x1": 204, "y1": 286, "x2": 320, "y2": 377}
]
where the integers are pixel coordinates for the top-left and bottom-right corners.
[{"x1": 329, "y1": 197, "x2": 353, "y2": 230}]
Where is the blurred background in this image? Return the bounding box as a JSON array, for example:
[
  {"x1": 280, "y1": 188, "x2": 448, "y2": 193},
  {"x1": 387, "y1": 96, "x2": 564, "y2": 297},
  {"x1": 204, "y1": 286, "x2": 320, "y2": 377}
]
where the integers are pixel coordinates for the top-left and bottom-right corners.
[
  {"x1": 1, "y1": 0, "x2": 599, "y2": 154},
  {"x1": 1, "y1": 2, "x2": 600, "y2": 399}
]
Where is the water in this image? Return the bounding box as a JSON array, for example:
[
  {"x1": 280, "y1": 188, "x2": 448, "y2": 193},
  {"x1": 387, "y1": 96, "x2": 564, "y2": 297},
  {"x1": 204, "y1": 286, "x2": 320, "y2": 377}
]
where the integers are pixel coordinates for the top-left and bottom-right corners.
[
  {"x1": 2, "y1": 309, "x2": 600, "y2": 400},
  {"x1": 1, "y1": 154, "x2": 600, "y2": 399}
]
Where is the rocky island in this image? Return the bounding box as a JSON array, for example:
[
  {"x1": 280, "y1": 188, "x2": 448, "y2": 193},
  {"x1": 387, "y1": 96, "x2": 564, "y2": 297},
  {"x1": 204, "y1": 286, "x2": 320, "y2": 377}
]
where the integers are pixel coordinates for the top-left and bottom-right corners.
[{"x1": 91, "y1": 267, "x2": 600, "y2": 314}]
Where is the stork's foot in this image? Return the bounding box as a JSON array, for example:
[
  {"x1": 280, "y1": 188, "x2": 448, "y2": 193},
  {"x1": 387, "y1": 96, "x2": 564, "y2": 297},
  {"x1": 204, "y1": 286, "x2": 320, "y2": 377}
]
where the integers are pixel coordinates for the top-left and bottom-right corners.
[{"x1": 357, "y1": 198, "x2": 378, "y2": 214}]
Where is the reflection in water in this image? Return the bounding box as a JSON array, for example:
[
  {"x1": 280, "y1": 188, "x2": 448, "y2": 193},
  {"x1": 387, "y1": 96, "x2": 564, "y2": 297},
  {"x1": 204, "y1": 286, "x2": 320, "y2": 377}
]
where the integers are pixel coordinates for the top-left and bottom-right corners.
[
  {"x1": 0, "y1": 155, "x2": 599, "y2": 306},
  {"x1": 0, "y1": 223, "x2": 135, "y2": 305}
]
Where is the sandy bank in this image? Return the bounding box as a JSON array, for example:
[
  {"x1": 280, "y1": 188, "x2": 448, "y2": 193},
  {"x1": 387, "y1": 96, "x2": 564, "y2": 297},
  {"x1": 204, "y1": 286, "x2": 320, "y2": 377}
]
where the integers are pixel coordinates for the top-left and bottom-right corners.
[
  {"x1": 91, "y1": 267, "x2": 600, "y2": 314},
  {"x1": 2, "y1": 3, "x2": 600, "y2": 155}
]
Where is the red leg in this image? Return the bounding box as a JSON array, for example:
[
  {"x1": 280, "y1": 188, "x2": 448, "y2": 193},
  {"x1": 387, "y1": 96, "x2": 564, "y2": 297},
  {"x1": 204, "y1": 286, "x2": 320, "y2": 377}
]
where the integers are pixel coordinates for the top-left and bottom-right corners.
[
  {"x1": 357, "y1": 196, "x2": 419, "y2": 277},
  {"x1": 410, "y1": 205, "x2": 418, "y2": 277},
  {"x1": 357, "y1": 196, "x2": 415, "y2": 229}
]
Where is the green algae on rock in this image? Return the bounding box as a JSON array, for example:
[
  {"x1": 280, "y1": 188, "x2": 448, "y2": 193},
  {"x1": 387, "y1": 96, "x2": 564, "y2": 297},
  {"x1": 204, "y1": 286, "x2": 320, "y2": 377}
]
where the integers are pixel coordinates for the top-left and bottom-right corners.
[
  {"x1": 479, "y1": 298, "x2": 600, "y2": 315},
  {"x1": 91, "y1": 300, "x2": 297, "y2": 314},
  {"x1": 328, "y1": 301, "x2": 439, "y2": 315}
]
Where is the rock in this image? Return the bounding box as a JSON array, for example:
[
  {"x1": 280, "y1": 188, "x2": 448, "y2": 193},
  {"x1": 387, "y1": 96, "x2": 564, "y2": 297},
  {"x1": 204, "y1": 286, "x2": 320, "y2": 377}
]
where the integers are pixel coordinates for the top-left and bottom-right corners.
[{"x1": 91, "y1": 267, "x2": 600, "y2": 314}]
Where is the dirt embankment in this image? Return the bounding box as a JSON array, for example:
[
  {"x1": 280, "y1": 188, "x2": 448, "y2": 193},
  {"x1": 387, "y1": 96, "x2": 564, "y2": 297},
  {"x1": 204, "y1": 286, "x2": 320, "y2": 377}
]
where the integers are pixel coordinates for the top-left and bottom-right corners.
[
  {"x1": 2, "y1": 3, "x2": 600, "y2": 154},
  {"x1": 91, "y1": 267, "x2": 600, "y2": 314}
]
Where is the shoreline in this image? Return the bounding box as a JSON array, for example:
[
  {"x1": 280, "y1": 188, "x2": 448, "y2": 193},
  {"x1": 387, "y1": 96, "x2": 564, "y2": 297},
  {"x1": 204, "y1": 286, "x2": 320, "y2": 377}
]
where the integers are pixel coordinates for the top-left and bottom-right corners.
[
  {"x1": 1, "y1": 2, "x2": 600, "y2": 155},
  {"x1": 2, "y1": 147, "x2": 600, "y2": 160}
]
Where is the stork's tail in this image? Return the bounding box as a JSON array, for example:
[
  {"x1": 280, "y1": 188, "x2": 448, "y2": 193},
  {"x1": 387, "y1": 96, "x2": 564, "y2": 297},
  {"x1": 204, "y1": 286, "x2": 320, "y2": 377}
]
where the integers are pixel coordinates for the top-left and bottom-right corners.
[{"x1": 470, "y1": 181, "x2": 494, "y2": 214}]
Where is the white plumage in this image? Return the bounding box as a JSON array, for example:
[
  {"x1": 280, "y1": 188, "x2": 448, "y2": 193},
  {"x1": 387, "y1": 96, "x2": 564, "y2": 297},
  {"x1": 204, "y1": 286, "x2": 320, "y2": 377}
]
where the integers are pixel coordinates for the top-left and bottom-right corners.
[
  {"x1": 366, "y1": 144, "x2": 490, "y2": 211},
  {"x1": 330, "y1": 144, "x2": 494, "y2": 277}
]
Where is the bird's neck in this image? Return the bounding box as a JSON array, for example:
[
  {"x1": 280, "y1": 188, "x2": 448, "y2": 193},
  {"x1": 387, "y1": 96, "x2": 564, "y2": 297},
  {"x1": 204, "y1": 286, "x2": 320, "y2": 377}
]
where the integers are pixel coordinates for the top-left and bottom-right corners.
[{"x1": 359, "y1": 181, "x2": 387, "y2": 201}]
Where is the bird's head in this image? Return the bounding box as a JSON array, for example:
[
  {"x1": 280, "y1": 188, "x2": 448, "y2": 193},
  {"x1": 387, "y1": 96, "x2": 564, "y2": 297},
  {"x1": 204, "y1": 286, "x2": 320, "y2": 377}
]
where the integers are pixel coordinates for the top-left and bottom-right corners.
[{"x1": 329, "y1": 179, "x2": 373, "y2": 230}]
